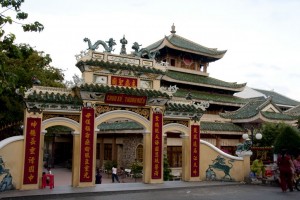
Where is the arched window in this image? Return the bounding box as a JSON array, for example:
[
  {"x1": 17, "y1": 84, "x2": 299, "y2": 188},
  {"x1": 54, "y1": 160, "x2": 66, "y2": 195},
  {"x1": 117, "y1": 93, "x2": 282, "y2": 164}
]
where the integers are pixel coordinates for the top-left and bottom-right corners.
[{"x1": 136, "y1": 144, "x2": 143, "y2": 162}]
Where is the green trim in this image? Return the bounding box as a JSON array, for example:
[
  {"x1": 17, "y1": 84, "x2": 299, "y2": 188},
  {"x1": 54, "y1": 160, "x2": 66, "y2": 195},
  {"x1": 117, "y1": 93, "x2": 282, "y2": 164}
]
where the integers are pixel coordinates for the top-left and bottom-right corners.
[
  {"x1": 174, "y1": 89, "x2": 248, "y2": 105},
  {"x1": 76, "y1": 59, "x2": 165, "y2": 75},
  {"x1": 200, "y1": 121, "x2": 245, "y2": 132},
  {"x1": 165, "y1": 71, "x2": 246, "y2": 89}
]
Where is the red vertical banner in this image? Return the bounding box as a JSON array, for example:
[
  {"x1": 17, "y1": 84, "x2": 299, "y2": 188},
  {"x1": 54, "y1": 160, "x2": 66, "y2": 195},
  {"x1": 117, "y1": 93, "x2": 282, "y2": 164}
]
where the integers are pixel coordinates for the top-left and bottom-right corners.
[
  {"x1": 151, "y1": 113, "x2": 162, "y2": 179},
  {"x1": 80, "y1": 107, "x2": 95, "y2": 182},
  {"x1": 191, "y1": 125, "x2": 200, "y2": 177},
  {"x1": 23, "y1": 118, "x2": 41, "y2": 184}
]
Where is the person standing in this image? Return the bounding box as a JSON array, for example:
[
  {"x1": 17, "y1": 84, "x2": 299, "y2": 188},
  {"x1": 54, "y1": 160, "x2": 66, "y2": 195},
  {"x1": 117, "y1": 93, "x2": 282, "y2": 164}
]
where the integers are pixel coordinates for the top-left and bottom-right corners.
[
  {"x1": 112, "y1": 165, "x2": 120, "y2": 183},
  {"x1": 251, "y1": 156, "x2": 265, "y2": 178},
  {"x1": 95, "y1": 169, "x2": 102, "y2": 184},
  {"x1": 277, "y1": 149, "x2": 294, "y2": 192}
]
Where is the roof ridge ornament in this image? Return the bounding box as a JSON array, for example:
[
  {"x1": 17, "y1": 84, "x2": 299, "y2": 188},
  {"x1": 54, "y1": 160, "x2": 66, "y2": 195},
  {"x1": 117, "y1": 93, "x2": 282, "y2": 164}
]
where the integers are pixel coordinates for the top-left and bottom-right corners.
[
  {"x1": 132, "y1": 42, "x2": 160, "y2": 59},
  {"x1": 171, "y1": 23, "x2": 176, "y2": 34},
  {"x1": 83, "y1": 37, "x2": 116, "y2": 53},
  {"x1": 120, "y1": 35, "x2": 127, "y2": 55}
]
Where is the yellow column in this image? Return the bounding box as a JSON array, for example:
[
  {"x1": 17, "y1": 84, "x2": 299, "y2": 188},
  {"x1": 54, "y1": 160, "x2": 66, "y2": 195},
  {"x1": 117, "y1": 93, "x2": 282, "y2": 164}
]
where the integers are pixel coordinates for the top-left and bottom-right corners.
[
  {"x1": 143, "y1": 130, "x2": 151, "y2": 183},
  {"x1": 181, "y1": 133, "x2": 189, "y2": 181},
  {"x1": 100, "y1": 138, "x2": 104, "y2": 169},
  {"x1": 71, "y1": 131, "x2": 80, "y2": 187}
]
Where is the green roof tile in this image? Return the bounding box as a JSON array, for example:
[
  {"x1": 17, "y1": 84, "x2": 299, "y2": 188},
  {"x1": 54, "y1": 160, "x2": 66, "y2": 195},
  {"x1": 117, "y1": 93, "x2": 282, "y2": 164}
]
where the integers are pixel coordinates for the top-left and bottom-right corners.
[
  {"x1": 76, "y1": 59, "x2": 165, "y2": 75},
  {"x1": 79, "y1": 84, "x2": 170, "y2": 99},
  {"x1": 220, "y1": 98, "x2": 295, "y2": 121},
  {"x1": 146, "y1": 34, "x2": 226, "y2": 58},
  {"x1": 220, "y1": 99, "x2": 264, "y2": 119},
  {"x1": 165, "y1": 71, "x2": 246, "y2": 90},
  {"x1": 26, "y1": 91, "x2": 82, "y2": 105},
  {"x1": 174, "y1": 89, "x2": 248, "y2": 105},
  {"x1": 254, "y1": 88, "x2": 300, "y2": 106},
  {"x1": 200, "y1": 121, "x2": 245, "y2": 132},
  {"x1": 98, "y1": 121, "x2": 143, "y2": 131},
  {"x1": 261, "y1": 111, "x2": 296, "y2": 120}
]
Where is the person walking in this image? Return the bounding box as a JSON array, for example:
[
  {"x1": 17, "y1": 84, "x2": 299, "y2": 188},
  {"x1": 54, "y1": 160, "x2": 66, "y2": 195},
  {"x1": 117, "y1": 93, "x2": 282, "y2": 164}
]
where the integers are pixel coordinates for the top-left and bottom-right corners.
[
  {"x1": 277, "y1": 149, "x2": 294, "y2": 192},
  {"x1": 112, "y1": 165, "x2": 120, "y2": 183}
]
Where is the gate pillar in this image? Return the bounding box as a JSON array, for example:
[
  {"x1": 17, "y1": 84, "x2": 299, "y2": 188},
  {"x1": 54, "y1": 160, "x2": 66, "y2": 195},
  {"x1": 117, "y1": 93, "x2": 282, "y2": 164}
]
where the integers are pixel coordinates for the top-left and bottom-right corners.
[
  {"x1": 78, "y1": 107, "x2": 96, "y2": 187},
  {"x1": 182, "y1": 121, "x2": 201, "y2": 181},
  {"x1": 20, "y1": 111, "x2": 43, "y2": 190},
  {"x1": 144, "y1": 107, "x2": 163, "y2": 183}
]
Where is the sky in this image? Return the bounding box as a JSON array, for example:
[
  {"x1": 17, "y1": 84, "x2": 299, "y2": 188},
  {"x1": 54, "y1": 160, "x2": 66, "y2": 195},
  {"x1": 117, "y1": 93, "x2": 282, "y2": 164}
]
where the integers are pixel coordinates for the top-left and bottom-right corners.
[{"x1": 3, "y1": 0, "x2": 300, "y2": 101}]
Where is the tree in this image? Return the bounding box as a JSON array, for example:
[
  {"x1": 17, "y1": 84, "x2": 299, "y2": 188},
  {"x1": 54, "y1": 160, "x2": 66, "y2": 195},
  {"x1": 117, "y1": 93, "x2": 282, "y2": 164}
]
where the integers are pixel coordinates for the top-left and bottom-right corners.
[
  {"x1": 258, "y1": 123, "x2": 281, "y2": 147},
  {"x1": 0, "y1": 1, "x2": 65, "y2": 139},
  {"x1": 1, "y1": 0, "x2": 44, "y2": 94},
  {"x1": 273, "y1": 123, "x2": 300, "y2": 156}
]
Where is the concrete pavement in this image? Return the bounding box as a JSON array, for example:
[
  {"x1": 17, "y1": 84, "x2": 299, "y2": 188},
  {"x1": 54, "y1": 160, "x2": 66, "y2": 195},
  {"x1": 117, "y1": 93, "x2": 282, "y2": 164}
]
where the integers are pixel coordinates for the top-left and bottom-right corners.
[{"x1": 1, "y1": 180, "x2": 242, "y2": 199}]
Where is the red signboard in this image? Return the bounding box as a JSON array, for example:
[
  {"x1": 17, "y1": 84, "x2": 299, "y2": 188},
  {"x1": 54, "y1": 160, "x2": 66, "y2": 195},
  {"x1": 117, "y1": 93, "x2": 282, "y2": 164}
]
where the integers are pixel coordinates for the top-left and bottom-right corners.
[
  {"x1": 151, "y1": 113, "x2": 162, "y2": 179},
  {"x1": 104, "y1": 93, "x2": 147, "y2": 106},
  {"x1": 111, "y1": 76, "x2": 137, "y2": 88},
  {"x1": 23, "y1": 118, "x2": 41, "y2": 184},
  {"x1": 80, "y1": 107, "x2": 95, "y2": 182},
  {"x1": 191, "y1": 125, "x2": 200, "y2": 177}
]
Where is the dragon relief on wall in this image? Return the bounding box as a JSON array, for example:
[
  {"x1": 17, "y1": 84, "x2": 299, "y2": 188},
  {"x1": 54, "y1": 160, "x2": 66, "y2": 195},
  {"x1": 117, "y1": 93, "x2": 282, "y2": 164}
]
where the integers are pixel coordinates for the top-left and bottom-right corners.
[
  {"x1": 0, "y1": 156, "x2": 13, "y2": 192},
  {"x1": 206, "y1": 155, "x2": 235, "y2": 181}
]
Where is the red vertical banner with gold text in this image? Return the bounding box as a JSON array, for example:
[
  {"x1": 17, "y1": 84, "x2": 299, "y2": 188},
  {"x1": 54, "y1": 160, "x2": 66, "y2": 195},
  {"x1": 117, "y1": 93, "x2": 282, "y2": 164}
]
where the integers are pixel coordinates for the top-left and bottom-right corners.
[
  {"x1": 151, "y1": 113, "x2": 162, "y2": 179},
  {"x1": 23, "y1": 118, "x2": 41, "y2": 184},
  {"x1": 80, "y1": 107, "x2": 95, "y2": 182},
  {"x1": 191, "y1": 125, "x2": 200, "y2": 177}
]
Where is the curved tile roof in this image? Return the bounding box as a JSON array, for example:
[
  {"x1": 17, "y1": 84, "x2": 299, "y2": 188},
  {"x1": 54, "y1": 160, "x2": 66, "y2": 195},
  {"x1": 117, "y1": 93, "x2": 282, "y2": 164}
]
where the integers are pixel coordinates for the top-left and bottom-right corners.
[
  {"x1": 174, "y1": 89, "x2": 248, "y2": 105},
  {"x1": 146, "y1": 34, "x2": 226, "y2": 58},
  {"x1": 220, "y1": 98, "x2": 296, "y2": 121},
  {"x1": 26, "y1": 90, "x2": 82, "y2": 105},
  {"x1": 79, "y1": 84, "x2": 170, "y2": 99},
  {"x1": 200, "y1": 121, "x2": 245, "y2": 132},
  {"x1": 98, "y1": 121, "x2": 144, "y2": 131},
  {"x1": 254, "y1": 88, "x2": 300, "y2": 106},
  {"x1": 164, "y1": 70, "x2": 246, "y2": 90},
  {"x1": 76, "y1": 59, "x2": 165, "y2": 75},
  {"x1": 261, "y1": 111, "x2": 296, "y2": 120}
]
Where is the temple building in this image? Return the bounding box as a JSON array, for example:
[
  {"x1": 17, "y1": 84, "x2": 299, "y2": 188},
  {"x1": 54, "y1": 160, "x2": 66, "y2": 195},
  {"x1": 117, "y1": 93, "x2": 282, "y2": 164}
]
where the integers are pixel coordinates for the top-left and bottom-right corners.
[{"x1": 1, "y1": 25, "x2": 298, "y2": 190}]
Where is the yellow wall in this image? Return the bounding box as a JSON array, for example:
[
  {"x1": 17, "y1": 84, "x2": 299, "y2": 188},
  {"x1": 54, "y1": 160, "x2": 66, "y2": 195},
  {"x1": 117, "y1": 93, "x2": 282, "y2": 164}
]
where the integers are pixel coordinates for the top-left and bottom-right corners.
[
  {"x1": 199, "y1": 140, "x2": 248, "y2": 181},
  {"x1": 0, "y1": 136, "x2": 24, "y2": 190}
]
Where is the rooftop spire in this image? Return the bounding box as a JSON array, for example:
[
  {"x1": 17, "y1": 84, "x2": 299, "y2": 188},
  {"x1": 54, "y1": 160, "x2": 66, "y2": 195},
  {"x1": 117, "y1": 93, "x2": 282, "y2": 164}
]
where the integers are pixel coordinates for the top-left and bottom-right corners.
[{"x1": 171, "y1": 23, "x2": 176, "y2": 34}]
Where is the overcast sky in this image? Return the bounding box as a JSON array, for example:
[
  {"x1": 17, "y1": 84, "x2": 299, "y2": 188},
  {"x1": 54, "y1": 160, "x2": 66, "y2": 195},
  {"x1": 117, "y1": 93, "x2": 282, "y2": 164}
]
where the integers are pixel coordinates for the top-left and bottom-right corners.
[{"x1": 4, "y1": 0, "x2": 300, "y2": 101}]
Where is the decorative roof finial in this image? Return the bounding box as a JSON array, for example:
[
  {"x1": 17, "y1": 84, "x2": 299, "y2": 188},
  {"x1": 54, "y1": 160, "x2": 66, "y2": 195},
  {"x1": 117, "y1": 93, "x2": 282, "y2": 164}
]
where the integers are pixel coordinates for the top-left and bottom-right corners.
[
  {"x1": 120, "y1": 35, "x2": 128, "y2": 55},
  {"x1": 171, "y1": 23, "x2": 176, "y2": 34}
]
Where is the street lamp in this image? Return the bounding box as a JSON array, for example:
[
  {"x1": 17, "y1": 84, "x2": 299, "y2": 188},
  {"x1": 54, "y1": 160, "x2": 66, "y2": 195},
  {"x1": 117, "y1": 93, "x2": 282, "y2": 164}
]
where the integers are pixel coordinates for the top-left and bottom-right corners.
[{"x1": 242, "y1": 127, "x2": 262, "y2": 146}]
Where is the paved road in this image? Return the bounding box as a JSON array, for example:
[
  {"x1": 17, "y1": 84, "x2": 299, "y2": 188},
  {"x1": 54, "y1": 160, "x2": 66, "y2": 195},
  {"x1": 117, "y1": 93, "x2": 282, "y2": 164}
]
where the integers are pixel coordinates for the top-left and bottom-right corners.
[{"x1": 20, "y1": 185, "x2": 299, "y2": 200}]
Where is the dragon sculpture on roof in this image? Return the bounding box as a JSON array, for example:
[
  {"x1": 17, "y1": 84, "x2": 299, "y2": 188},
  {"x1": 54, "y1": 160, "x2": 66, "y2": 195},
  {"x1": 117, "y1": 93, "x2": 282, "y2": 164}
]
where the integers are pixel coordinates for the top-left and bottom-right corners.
[
  {"x1": 83, "y1": 37, "x2": 116, "y2": 53},
  {"x1": 132, "y1": 42, "x2": 159, "y2": 59}
]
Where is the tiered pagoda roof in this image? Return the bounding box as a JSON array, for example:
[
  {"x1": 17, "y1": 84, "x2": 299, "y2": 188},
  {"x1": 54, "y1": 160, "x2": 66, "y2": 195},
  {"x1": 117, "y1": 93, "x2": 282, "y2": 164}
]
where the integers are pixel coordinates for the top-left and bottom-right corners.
[{"x1": 146, "y1": 33, "x2": 226, "y2": 61}]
